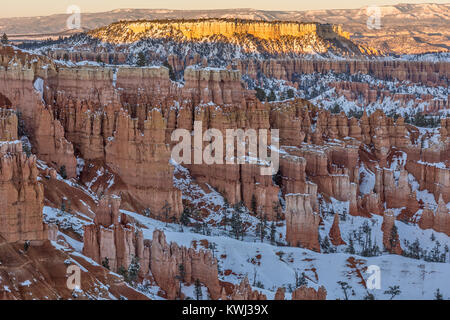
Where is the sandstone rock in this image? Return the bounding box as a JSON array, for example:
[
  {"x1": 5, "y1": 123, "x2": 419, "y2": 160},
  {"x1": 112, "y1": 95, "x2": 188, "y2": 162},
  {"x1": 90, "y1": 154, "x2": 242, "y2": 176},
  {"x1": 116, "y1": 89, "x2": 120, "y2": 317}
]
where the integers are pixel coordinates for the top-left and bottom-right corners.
[
  {"x1": 226, "y1": 276, "x2": 267, "y2": 300},
  {"x1": 285, "y1": 194, "x2": 321, "y2": 252},
  {"x1": 150, "y1": 230, "x2": 221, "y2": 300},
  {"x1": 291, "y1": 286, "x2": 327, "y2": 300},
  {"x1": 382, "y1": 210, "x2": 402, "y2": 255},
  {"x1": 329, "y1": 213, "x2": 346, "y2": 246},
  {"x1": 0, "y1": 141, "x2": 48, "y2": 242}
]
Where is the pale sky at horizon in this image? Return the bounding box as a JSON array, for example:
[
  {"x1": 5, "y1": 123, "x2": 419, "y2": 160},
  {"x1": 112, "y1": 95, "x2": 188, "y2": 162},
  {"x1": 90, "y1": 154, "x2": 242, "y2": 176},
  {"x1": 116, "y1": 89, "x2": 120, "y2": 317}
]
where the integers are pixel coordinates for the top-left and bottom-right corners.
[{"x1": 0, "y1": 0, "x2": 447, "y2": 18}]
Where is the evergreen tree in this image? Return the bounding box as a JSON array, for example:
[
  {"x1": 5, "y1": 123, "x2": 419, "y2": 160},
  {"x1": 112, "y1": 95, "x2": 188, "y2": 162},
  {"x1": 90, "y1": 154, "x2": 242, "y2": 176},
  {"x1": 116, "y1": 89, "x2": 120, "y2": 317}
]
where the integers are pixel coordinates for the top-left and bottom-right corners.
[
  {"x1": 59, "y1": 165, "x2": 67, "y2": 179},
  {"x1": 250, "y1": 194, "x2": 257, "y2": 214},
  {"x1": 363, "y1": 292, "x2": 375, "y2": 300},
  {"x1": 337, "y1": 281, "x2": 352, "y2": 300},
  {"x1": 287, "y1": 89, "x2": 295, "y2": 99},
  {"x1": 136, "y1": 52, "x2": 147, "y2": 67},
  {"x1": 178, "y1": 264, "x2": 185, "y2": 282},
  {"x1": 330, "y1": 103, "x2": 341, "y2": 114},
  {"x1": 231, "y1": 208, "x2": 243, "y2": 240},
  {"x1": 434, "y1": 288, "x2": 443, "y2": 300},
  {"x1": 345, "y1": 236, "x2": 355, "y2": 254},
  {"x1": 389, "y1": 225, "x2": 399, "y2": 251},
  {"x1": 384, "y1": 285, "x2": 401, "y2": 300},
  {"x1": 163, "y1": 60, "x2": 176, "y2": 81},
  {"x1": 23, "y1": 240, "x2": 30, "y2": 252},
  {"x1": 255, "y1": 88, "x2": 266, "y2": 102},
  {"x1": 1, "y1": 33, "x2": 8, "y2": 45},
  {"x1": 267, "y1": 90, "x2": 276, "y2": 102},
  {"x1": 295, "y1": 271, "x2": 308, "y2": 288},
  {"x1": 102, "y1": 257, "x2": 110, "y2": 270},
  {"x1": 194, "y1": 279, "x2": 203, "y2": 300},
  {"x1": 209, "y1": 242, "x2": 217, "y2": 259},
  {"x1": 180, "y1": 208, "x2": 191, "y2": 226},
  {"x1": 162, "y1": 201, "x2": 172, "y2": 226},
  {"x1": 117, "y1": 266, "x2": 128, "y2": 281},
  {"x1": 270, "y1": 222, "x2": 276, "y2": 244},
  {"x1": 127, "y1": 256, "x2": 140, "y2": 284}
]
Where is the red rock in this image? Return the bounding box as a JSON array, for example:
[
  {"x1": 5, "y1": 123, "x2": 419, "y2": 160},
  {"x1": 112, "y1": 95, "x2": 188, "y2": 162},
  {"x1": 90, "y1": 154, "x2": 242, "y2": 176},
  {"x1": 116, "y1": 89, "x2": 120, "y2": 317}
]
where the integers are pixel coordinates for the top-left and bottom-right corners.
[
  {"x1": 291, "y1": 286, "x2": 327, "y2": 300},
  {"x1": 329, "y1": 213, "x2": 346, "y2": 246},
  {"x1": 381, "y1": 210, "x2": 403, "y2": 255},
  {"x1": 150, "y1": 230, "x2": 221, "y2": 300},
  {"x1": 224, "y1": 276, "x2": 267, "y2": 300},
  {"x1": 285, "y1": 194, "x2": 321, "y2": 252}
]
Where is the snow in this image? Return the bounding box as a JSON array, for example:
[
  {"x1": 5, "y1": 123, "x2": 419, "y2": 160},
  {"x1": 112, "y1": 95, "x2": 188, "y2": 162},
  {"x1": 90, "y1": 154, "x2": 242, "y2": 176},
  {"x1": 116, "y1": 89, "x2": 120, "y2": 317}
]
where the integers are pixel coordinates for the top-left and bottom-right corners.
[{"x1": 33, "y1": 78, "x2": 44, "y2": 102}]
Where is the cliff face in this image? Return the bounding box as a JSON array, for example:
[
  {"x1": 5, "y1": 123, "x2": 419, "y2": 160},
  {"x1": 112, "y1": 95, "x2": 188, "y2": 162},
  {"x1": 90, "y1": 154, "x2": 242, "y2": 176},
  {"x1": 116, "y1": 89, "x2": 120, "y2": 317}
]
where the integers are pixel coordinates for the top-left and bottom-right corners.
[
  {"x1": 285, "y1": 194, "x2": 321, "y2": 252},
  {"x1": 82, "y1": 196, "x2": 151, "y2": 274},
  {"x1": 0, "y1": 109, "x2": 48, "y2": 243},
  {"x1": 150, "y1": 230, "x2": 221, "y2": 300},
  {"x1": 237, "y1": 59, "x2": 449, "y2": 86},
  {"x1": 89, "y1": 19, "x2": 368, "y2": 56},
  {"x1": 0, "y1": 47, "x2": 77, "y2": 178}
]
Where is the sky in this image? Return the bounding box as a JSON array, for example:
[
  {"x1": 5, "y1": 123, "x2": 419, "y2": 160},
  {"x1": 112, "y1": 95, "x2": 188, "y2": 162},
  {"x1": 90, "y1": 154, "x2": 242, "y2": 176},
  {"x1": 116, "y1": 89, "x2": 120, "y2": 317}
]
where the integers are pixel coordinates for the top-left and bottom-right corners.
[{"x1": 0, "y1": 0, "x2": 447, "y2": 18}]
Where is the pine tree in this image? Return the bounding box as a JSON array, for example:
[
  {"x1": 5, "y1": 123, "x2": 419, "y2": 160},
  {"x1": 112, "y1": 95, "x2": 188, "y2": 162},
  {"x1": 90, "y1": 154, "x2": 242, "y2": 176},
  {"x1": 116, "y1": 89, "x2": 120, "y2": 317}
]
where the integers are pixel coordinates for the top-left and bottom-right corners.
[
  {"x1": 1, "y1": 33, "x2": 8, "y2": 45},
  {"x1": 287, "y1": 88, "x2": 295, "y2": 99},
  {"x1": 59, "y1": 165, "x2": 67, "y2": 179},
  {"x1": 136, "y1": 52, "x2": 147, "y2": 67},
  {"x1": 384, "y1": 285, "x2": 401, "y2": 300},
  {"x1": 295, "y1": 271, "x2": 307, "y2": 288},
  {"x1": 255, "y1": 88, "x2": 266, "y2": 102},
  {"x1": 337, "y1": 281, "x2": 352, "y2": 300},
  {"x1": 346, "y1": 236, "x2": 355, "y2": 254},
  {"x1": 127, "y1": 256, "x2": 140, "y2": 284},
  {"x1": 250, "y1": 194, "x2": 257, "y2": 214},
  {"x1": 102, "y1": 257, "x2": 110, "y2": 270},
  {"x1": 163, "y1": 60, "x2": 176, "y2": 81},
  {"x1": 267, "y1": 90, "x2": 276, "y2": 102},
  {"x1": 270, "y1": 222, "x2": 276, "y2": 244},
  {"x1": 180, "y1": 208, "x2": 191, "y2": 226},
  {"x1": 194, "y1": 279, "x2": 203, "y2": 300},
  {"x1": 117, "y1": 266, "x2": 128, "y2": 282},
  {"x1": 162, "y1": 201, "x2": 171, "y2": 226},
  {"x1": 389, "y1": 225, "x2": 399, "y2": 251},
  {"x1": 434, "y1": 288, "x2": 443, "y2": 300}
]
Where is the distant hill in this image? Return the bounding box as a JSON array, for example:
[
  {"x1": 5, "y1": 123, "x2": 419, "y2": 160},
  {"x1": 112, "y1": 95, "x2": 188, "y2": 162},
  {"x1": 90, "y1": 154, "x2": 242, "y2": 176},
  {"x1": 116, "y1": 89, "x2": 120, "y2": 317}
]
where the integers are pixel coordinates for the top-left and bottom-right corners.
[{"x1": 1, "y1": 3, "x2": 449, "y2": 54}]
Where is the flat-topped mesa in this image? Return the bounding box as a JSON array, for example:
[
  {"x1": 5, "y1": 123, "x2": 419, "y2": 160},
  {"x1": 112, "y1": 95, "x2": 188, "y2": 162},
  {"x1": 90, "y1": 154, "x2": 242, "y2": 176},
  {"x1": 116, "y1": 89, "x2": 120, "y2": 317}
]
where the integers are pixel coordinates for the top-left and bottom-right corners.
[
  {"x1": 90, "y1": 19, "x2": 351, "y2": 43},
  {"x1": 88, "y1": 19, "x2": 371, "y2": 56},
  {"x1": 285, "y1": 193, "x2": 321, "y2": 252},
  {"x1": 0, "y1": 141, "x2": 48, "y2": 243}
]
